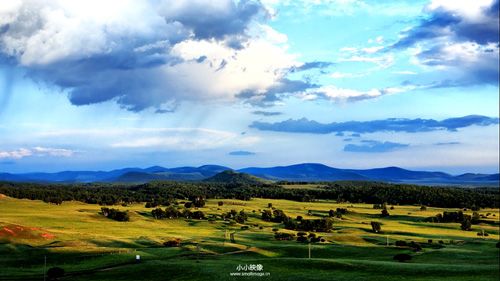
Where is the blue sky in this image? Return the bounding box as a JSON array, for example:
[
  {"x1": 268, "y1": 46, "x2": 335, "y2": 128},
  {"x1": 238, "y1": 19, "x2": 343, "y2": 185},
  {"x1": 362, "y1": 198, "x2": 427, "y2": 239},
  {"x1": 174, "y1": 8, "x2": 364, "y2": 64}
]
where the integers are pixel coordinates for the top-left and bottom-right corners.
[{"x1": 0, "y1": 0, "x2": 498, "y2": 174}]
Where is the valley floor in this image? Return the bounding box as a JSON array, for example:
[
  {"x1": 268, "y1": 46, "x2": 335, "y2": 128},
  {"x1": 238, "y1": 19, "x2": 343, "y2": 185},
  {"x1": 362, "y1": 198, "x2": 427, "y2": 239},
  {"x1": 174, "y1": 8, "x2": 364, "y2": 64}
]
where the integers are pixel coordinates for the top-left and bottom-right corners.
[{"x1": 0, "y1": 196, "x2": 499, "y2": 281}]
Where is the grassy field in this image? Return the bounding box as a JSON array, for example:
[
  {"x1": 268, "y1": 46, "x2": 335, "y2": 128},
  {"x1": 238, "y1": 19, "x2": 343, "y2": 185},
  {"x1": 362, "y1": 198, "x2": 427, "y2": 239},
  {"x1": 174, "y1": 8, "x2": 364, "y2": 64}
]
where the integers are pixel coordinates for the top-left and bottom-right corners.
[{"x1": 0, "y1": 194, "x2": 498, "y2": 281}]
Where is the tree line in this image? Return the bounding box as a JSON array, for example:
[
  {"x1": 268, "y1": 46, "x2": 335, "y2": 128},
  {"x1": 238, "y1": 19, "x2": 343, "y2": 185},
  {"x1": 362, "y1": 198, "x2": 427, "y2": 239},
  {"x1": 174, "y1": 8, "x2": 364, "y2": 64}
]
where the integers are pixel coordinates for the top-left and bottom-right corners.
[{"x1": 0, "y1": 180, "x2": 498, "y2": 209}]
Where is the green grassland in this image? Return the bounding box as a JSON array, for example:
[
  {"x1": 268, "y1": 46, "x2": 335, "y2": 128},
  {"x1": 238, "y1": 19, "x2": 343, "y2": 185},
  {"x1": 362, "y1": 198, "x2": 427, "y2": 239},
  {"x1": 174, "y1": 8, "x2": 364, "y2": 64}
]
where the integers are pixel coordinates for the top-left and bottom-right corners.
[{"x1": 0, "y1": 194, "x2": 499, "y2": 281}]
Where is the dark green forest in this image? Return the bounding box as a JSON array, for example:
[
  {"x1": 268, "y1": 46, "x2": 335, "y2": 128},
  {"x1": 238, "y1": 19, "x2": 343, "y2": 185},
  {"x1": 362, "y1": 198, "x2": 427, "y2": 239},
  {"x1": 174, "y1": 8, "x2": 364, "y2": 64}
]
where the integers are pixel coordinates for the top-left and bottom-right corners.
[{"x1": 0, "y1": 180, "x2": 498, "y2": 209}]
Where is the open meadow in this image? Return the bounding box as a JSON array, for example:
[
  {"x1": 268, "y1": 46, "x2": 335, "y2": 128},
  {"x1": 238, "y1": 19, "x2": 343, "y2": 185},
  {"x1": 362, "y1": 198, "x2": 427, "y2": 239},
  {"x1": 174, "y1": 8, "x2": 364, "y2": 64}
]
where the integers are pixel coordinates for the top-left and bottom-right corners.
[{"x1": 1, "y1": 193, "x2": 498, "y2": 281}]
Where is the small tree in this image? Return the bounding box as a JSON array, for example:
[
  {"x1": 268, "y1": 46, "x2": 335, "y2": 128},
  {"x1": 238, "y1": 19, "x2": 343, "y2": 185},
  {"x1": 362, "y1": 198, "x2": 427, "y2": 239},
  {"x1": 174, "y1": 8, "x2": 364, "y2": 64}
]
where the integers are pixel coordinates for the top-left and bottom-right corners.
[
  {"x1": 471, "y1": 212, "x2": 480, "y2": 224},
  {"x1": 371, "y1": 221, "x2": 382, "y2": 233},
  {"x1": 192, "y1": 210, "x2": 205, "y2": 220},
  {"x1": 163, "y1": 238, "x2": 181, "y2": 247},
  {"x1": 328, "y1": 210, "x2": 335, "y2": 217},
  {"x1": 460, "y1": 218, "x2": 472, "y2": 231},
  {"x1": 393, "y1": 253, "x2": 412, "y2": 262},
  {"x1": 420, "y1": 205, "x2": 427, "y2": 211},
  {"x1": 235, "y1": 210, "x2": 248, "y2": 224},
  {"x1": 262, "y1": 210, "x2": 273, "y2": 221},
  {"x1": 47, "y1": 267, "x2": 65, "y2": 280},
  {"x1": 381, "y1": 209, "x2": 390, "y2": 217},
  {"x1": 192, "y1": 196, "x2": 205, "y2": 208}
]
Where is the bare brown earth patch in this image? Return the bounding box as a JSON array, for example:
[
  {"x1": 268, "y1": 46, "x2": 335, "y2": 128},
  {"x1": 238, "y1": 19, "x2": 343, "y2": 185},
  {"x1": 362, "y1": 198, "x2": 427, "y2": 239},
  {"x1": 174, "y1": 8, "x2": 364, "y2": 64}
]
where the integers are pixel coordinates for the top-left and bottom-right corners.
[{"x1": 0, "y1": 224, "x2": 56, "y2": 240}]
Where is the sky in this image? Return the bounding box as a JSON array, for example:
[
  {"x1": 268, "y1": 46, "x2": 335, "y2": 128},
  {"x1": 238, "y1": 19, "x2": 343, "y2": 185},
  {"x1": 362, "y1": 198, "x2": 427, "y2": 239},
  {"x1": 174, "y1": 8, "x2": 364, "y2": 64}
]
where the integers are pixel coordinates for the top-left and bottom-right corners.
[{"x1": 0, "y1": 0, "x2": 498, "y2": 174}]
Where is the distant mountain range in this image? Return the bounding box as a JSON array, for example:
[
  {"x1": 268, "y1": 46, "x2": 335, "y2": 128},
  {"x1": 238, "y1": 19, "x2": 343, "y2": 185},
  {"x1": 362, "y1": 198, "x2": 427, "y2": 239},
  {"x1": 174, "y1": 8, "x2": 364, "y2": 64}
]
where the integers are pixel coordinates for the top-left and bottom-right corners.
[{"x1": 1, "y1": 163, "x2": 498, "y2": 186}]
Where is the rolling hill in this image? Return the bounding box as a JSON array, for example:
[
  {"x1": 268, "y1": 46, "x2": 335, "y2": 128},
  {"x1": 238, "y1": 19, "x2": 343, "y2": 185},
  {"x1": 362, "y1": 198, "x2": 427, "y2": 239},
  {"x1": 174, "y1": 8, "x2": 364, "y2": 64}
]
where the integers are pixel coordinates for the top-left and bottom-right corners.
[{"x1": 1, "y1": 163, "x2": 498, "y2": 186}]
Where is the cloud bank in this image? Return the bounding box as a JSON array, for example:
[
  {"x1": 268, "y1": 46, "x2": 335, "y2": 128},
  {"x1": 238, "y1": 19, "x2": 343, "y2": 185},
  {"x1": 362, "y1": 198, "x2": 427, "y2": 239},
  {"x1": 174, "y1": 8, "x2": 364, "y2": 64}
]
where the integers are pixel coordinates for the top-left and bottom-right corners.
[
  {"x1": 344, "y1": 140, "x2": 408, "y2": 153},
  {"x1": 0, "y1": 0, "x2": 315, "y2": 111},
  {"x1": 228, "y1": 150, "x2": 256, "y2": 156},
  {"x1": 249, "y1": 115, "x2": 499, "y2": 134}
]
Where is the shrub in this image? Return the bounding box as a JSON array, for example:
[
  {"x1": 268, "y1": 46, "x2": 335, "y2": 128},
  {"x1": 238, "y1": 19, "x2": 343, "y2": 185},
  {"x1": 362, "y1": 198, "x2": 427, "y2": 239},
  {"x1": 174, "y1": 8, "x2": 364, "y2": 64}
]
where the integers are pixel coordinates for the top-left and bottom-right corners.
[
  {"x1": 272, "y1": 228, "x2": 279, "y2": 232},
  {"x1": 163, "y1": 238, "x2": 181, "y2": 247},
  {"x1": 393, "y1": 253, "x2": 412, "y2": 262},
  {"x1": 395, "y1": 240, "x2": 407, "y2": 247},
  {"x1": 420, "y1": 205, "x2": 427, "y2": 211},
  {"x1": 297, "y1": 236, "x2": 308, "y2": 243},
  {"x1": 192, "y1": 210, "x2": 205, "y2": 220},
  {"x1": 274, "y1": 232, "x2": 294, "y2": 241},
  {"x1": 235, "y1": 210, "x2": 248, "y2": 224},
  {"x1": 296, "y1": 216, "x2": 303, "y2": 221},
  {"x1": 47, "y1": 267, "x2": 65, "y2": 280},
  {"x1": 409, "y1": 241, "x2": 422, "y2": 252},
  {"x1": 268, "y1": 203, "x2": 273, "y2": 208},
  {"x1": 336, "y1": 208, "x2": 348, "y2": 214},
  {"x1": 428, "y1": 239, "x2": 433, "y2": 244},
  {"x1": 310, "y1": 236, "x2": 321, "y2": 243},
  {"x1": 381, "y1": 209, "x2": 390, "y2": 217},
  {"x1": 371, "y1": 221, "x2": 382, "y2": 233},
  {"x1": 100, "y1": 207, "x2": 129, "y2": 222},
  {"x1": 184, "y1": 202, "x2": 192, "y2": 208},
  {"x1": 241, "y1": 226, "x2": 249, "y2": 230},
  {"x1": 192, "y1": 197, "x2": 205, "y2": 208},
  {"x1": 460, "y1": 218, "x2": 472, "y2": 231},
  {"x1": 262, "y1": 210, "x2": 273, "y2": 221},
  {"x1": 218, "y1": 201, "x2": 224, "y2": 206},
  {"x1": 471, "y1": 212, "x2": 480, "y2": 224},
  {"x1": 151, "y1": 208, "x2": 166, "y2": 219}
]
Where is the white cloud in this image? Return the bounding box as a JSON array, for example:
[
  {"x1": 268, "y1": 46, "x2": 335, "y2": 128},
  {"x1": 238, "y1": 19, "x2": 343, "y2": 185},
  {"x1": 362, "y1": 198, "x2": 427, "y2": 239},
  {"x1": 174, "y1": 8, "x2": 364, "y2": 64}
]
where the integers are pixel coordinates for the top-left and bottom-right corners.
[
  {"x1": 168, "y1": 36, "x2": 297, "y2": 102},
  {"x1": 35, "y1": 127, "x2": 260, "y2": 151},
  {"x1": 392, "y1": 70, "x2": 417, "y2": 75},
  {"x1": 0, "y1": 147, "x2": 75, "y2": 159},
  {"x1": 309, "y1": 85, "x2": 382, "y2": 101},
  {"x1": 32, "y1": 146, "x2": 75, "y2": 157},
  {"x1": 0, "y1": 0, "x2": 301, "y2": 111},
  {"x1": 330, "y1": 72, "x2": 364, "y2": 79},
  {"x1": 426, "y1": 0, "x2": 496, "y2": 21},
  {"x1": 339, "y1": 54, "x2": 394, "y2": 69}
]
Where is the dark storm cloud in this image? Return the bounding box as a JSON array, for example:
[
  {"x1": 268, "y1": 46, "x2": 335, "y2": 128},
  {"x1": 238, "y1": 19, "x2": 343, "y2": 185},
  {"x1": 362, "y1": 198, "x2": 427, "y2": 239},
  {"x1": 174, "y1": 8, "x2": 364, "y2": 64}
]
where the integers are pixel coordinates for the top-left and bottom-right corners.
[
  {"x1": 162, "y1": 0, "x2": 266, "y2": 40},
  {"x1": 0, "y1": 0, "x2": 279, "y2": 112},
  {"x1": 391, "y1": 0, "x2": 499, "y2": 86},
  {"x1": 393, "y1": 1, "x2": 499, "y2": 48}
]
